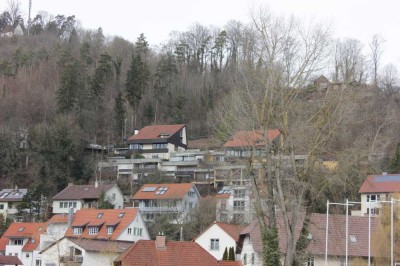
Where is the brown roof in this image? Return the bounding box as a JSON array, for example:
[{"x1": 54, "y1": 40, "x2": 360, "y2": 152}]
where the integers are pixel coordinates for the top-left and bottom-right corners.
[
  {"x1": 47, "y1": 213, "x2": 69, "y2": 224},
  {"x1": 52, "y1": 184, "x2": 115, "y2": 200},
  {"x1": 132, "y1": 183, "x2": 197, "y2": 200},
  {"x1": 128, "y1": 124, "x2": 185, "y2": 141},
  {"x1": 194, "y1": 222, "x2": 244, "y2": 242},
  {"x1": 68, "y1": 238, "x2": 133, "y2": 253},
  {"x1": 64, "y1": 209, "x2": 139, "y2": 240},
  {"x1": 114, "y1": 238, "x2": 239, "y2": 266},
  {"x1": 223, "y1": 129, "x2": 281, "y2": 148},
  {"x1": 358, "y1": 174, "x2": 400, "y2": 193},
  {"x1": 0, "y1": 222, "x2": 46, "y2": 252},
  {"x1": 240, "y1": 213, "x2": 380, "y2": 258},
  {"x1": 0, "y1": 255, "x2": 23, "y2": 265}
]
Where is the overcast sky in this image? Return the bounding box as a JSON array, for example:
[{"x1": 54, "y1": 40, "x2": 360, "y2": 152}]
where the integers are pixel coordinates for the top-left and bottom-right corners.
[{"x1": 1, "y1": 0, "x2": 399, "y2": 67}]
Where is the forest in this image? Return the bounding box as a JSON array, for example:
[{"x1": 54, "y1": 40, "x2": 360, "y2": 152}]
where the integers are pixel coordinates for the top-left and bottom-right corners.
[{"x1": 1, "y1": 2, "x2": 400, "y2": 223}]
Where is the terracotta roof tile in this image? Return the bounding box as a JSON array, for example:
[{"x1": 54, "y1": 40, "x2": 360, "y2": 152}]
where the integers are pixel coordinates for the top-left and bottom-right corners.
[
  {"x1": 223, "y1": 129, "x2": 281, "y2": 148},
  {"x1": 128, "y1": 124, "x2": 185, "y2": 141},
  {"x1": 359, "y1": 174, "x2": 400, "y2": 193},
  {"x1": 114, "y1": 238, "x2": 226, "y2": 266},
  {"x1": 52, "y1": 184, "x2": 115, "y2": 200},
  {"x1": 64, "y1": 209, "x2": 139, "y2": 240},
  {"x1": 132, "y1": 183, "x2": 196, "y2": 200},
  {"x1": 216, "y1": 223, "x2": 245, "y2": 242},
  {"x1": 0, "y1": 222, "x2": 46, "y2": 252},
  {"x1": 47, "y1": 214, "x2": 69, "y2": 224},
  {"x1": 0, "y1": 255, "x2": 23, "y2": 265}
]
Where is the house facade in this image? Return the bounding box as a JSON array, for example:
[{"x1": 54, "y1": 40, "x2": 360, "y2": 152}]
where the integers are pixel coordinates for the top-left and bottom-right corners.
[
  {"x1": 0, "y1": 188, "x2": 28, "y2": 221},
  {"x1": 194, "y1": 221, "x2": 244, "y2": 260},
  {"x1": 127, "y1": 124, "x2": 187, "y2": 160},
  {"x1": 0, "y1": 24, "x2": 23, "y2": 37},
  {"x1": 216, "y1": 185, "x2": 253, "y2": 224},
  {"x1": 52, "y1": 183, "x2": 124, "y2": 214},
  {"x1": 132, "y1": 183, "x2": 200, "y2": 223}
]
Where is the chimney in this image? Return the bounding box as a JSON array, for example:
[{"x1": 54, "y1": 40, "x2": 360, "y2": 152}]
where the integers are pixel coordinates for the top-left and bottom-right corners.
[
  {"x1": 156, "y1": 233, "x2": 166, "y2": 250},
  {"x1": 68, "y1": 207, "x2": 74, "y2": 227},
  {"x1": 134, "y1": 129, "x2": 139, "y2": 135},
  {"x1": 14, "y1": 185, "x2": 18, "y2": 191}
]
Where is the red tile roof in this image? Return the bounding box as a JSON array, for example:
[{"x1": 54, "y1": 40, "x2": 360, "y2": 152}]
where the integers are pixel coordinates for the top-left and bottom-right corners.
[
  {"x1": 0, "y1": 222, "x2": 46, "y2": 252},
  {"x1": 223, "y1": 129, "x2": 281, "y2": 148},
  {"x1": 240, "y1": 213, "x2": 380, "y2": 258},
  {"x1": 217, "y1": 223, "x2": 245, "y2": 242},
  {"x1": 132, "y1": 183, "x2": 197, "y2": 200},
  {"x1": 0, "y1": 255, "x2": 23, "y2": 265},
  {"x1": 128, "y1": 124, "x2": 185, "y2": 141},
  {"x1": 47, "y1": 214, "x2": 69, "y2": 224},
  {"x1": 52, "y1": 184, "x2": 116, "y2": 200},
  {"x1": 64, "y1": 208, "x2": 139, "y2": 240},
  {"x1": 115, "y1": 238, "x2": 240, "y2": 266},
  {"x1": 359, "y1": 174, "x2": 400, "y2": 193}
]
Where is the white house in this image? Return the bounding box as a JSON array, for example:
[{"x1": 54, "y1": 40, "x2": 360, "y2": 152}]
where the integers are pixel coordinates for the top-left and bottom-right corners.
[
  {"x1": 52, "y1": 182, "x2": 124, "y2": 214},
  {"x1": 215, "y1": 185, "x2": 253, "y2": 224},
  {"x1": 0, "y1": 222, "x2": 46, "y2": 266},
  {"x1": 98, "y1": 158, "x2": 162, "y2": 181},
  {"x1": 0, "y1": 188, "x2": 28, "y2": 221},
  {"x1": 132, "y1": 183, "x2": 200, "y2": 223},
  {"x1": 194, "y1": 221, "x2": 244, "y2": 260},
  {"x1": 0, "y1": 24, "x2": 23, "y2": 37},
  {"x1": 127, "y1": 124, "x2": 187, "y2": 160}
]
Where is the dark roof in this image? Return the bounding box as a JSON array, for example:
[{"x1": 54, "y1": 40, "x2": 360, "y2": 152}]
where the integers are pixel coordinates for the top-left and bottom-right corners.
[
  {"x1": 114, "y1": 238, "x2": 241, "y2": 266},
  {"x1": 68, "y1": 238, "x2": 133, "y2": 253},
  {"x1": 359, "y1": 174, "x2": 400, "y2": 193},
  {"x1": 127, "y1": 124, "x2": 185, "y2": 142},
  {"x1": 52, "y1": 184, "x2": 115, "y2": 200},
  {"x1": 0, "y1": 189, "x2": 27, "y2": 202},
  {"x1": 240, "y1": 213, "x2": 380, "y2": 258},
  {"x1": 194, "y1": 222, "x2": 244, "y2": 242},
  {"x1": 0, "y1": 255, "x2": 23, "y2": 265}
]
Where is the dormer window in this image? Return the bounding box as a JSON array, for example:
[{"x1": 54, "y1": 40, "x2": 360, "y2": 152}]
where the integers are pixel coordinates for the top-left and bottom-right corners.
[
  {"x1": 88, "y1": 227, "x2": 99, "y2": 235},
  {"x1": 159, "y1": 133, "x2": 170, "y2": 138},
  {"x1": 73, "y1": 227, "x2": 83, "y2": 235},
  {"x1": 107, "y1": 226, "x2": 114, "y2": 235}
]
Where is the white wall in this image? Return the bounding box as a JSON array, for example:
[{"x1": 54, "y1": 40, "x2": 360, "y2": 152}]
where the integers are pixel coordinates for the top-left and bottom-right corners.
[
  {"x1": 360, "y1": 193, "x2": 384, "y2": 215},
  {"x1": 105, "y1": 186, "x2": 124, "y2": 209},
  {"x1": 41, "y1": 238, "x2": 86, "y2": 266},
  {"x1": 240, "y1": 235, "x2": 261, "y2": 266},
  {"x1": 117, "y1": 212, "x2": 150, "y2": 241},
  {"x1": 52, "y1": 200, "x2": 82, "y2": 214},
  {"x1": 194, "y1": 224, "x2": 237, "y2": 260}
]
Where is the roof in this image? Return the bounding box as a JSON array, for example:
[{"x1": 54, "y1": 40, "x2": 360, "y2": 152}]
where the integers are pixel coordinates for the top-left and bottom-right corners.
[
  {"x1": 128, "y1": 124, "x2": 185, "y2": 141},
  {"x1": 114, "y1": 238, "x2": 241, "y2": 266},
  {"x1": 0, "y1": 255, "x2": 23, "y2": 265},
  {"x1": 47, "y1": 213, "x2": 69, "y2": 224},
  {"x1": 240, "y1": 213, "x2": 380, "y2": 258},
  {"x1": 52, "y1": 184, "x2": 115, "y2": 200},
  {"x1": 194, "y1": 222, "x2": 244, "y2": 242},
  {"x1": 64, "y1": 208, "x2": 139, "y2": 240},
  {"x1": 68, "y1": 238, "x2": 133, "y2": 253},
  {"x1": 358, "y1": 174, "x2": 400, "y2": 193},
  {"x1": 0, "y1": 188, "x2": 28, "y2": 202},
  {"x1": 132, "y1": 183, "x2": 197, "y2": 200},
  {"x1": 0, "y1": 222, "x2": 46, "y2": 252},
  {"x1": 223, "y1": 129, "x2": 281, "y2": 148}
]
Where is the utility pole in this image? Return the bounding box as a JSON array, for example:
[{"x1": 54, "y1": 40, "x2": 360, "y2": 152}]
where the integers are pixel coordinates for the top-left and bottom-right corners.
[{"x1": 28, "y1": 0, "x2": 32, "y2": 36}]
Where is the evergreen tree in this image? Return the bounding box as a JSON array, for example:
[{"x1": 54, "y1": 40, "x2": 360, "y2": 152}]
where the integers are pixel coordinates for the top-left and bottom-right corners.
[
  {"x1": 173, "y1": 95, "x2": 185, "y2": 124},
  {"x1": 135, "y1": 33, "x2": 149, "y2": 55},
  {"x1": 125, "y1": 53, "x2": 149, "y2": 110},
  {"x1": 389, "y1": 143, "x2": 400, "y2": 173},
  {"x1": 114, "y1": 92, "x2": 126, "y2": 141},
  {"x1": 222, "y1": 247, "x2": 228, "y2": 260},
  {"x1": 89, "y1": 53, "x2": 113, "y2": 103},
  {"x1": 262, "y1": 227, "x2": 280, "y2": 266},
  {"x1": 228, "y1": 247, "x2": 235, "y2": 260},
  {"x1": 98, "y1": 191, "x2": 114, "y2": 209}
]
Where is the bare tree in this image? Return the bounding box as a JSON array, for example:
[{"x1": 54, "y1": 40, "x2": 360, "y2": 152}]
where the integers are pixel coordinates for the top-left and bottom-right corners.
[
  {"x1": 7, "y1": 0, "x2": 23, "y2": 26},
  {"x1": 369, "y1": 34, "x2": 385, "y2": 88},
  {"x1": 379, "y1": 63, "x2": 399, "y2": 97}
]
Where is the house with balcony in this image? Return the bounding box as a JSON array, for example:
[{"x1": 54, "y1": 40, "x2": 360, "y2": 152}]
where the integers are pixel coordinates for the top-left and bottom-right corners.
[
  {"x1": 355, "y1": 173, "x2": 400, "y2": 217},
  {"x1": 215, "y1": 185, "x2": 253, "y2": 224},
  {"x1": 52, "y1": 182, "x2": 124, "y2": 214},
  {"x1": 194, "y1": 221, "x2": 244, "y2": 260},
  {"x1": 0, "y1": 188, "x2": 28, "y2": 220},
  {"x1": 98, "y1": 158, "x2": 162, "y2": 181},
  {"x1": 40, "y1": 208, "x2": 149, "y2": 266},
  {"x1": 0, "y1": 222, "x2": 46, "y2": 266},
  {"x1": 127, "y1": 124, "x2": 187, "y2": 160},
  {"x1": 223, "y1": 129, "x2": 281, "y2": 159},
  {"x1": 132, "y1": 183, "x2": 200, "y2": 223}
]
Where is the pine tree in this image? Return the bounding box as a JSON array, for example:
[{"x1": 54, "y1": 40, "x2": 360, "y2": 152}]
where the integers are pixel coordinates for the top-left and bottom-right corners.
[
  {"x1": 228, "y1": 247, "x2": 235, "y2": 261},
  {"x1": 114, "y1": 92, "x2": 125, "y2": 141},
  {"x1": 125, "y1": 53, "x2": 149, "y2": 110},
  {"x1": 222, "y1": 247, "x2": 228, "y2": 260},
  {"x1": 89, "y1": 53, "x2": 113, "y2": 103},
  {"x1": 389, "y1": 143, "x2": 400, "y2": 173}
]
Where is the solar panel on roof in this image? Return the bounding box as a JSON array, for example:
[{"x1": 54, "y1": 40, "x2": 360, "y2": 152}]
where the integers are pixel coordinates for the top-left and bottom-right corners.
[
  {"x1": 374, "y1": 175, "x2": 400, "y2": 182},
  {"x1": 143, "y1": 187, "x2": 157, "y2": 192}
]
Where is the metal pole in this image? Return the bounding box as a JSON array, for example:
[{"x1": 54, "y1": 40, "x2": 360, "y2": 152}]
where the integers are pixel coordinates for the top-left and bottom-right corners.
[
  {"x1": 345, "y1": 198, "x2": 349, "y2": 266},
  {"x1": 368, "y1": 202, "x2": 371, "y2": 266},
  {"x1": 325, "y1": 200, "x2": 329, "y2": 266},
  {"x1": 391, "y1": 197, "x2": 394, "y2": 266}
]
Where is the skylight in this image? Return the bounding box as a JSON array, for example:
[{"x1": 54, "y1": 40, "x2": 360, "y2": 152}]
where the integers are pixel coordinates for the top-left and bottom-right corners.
[
  {"x1": 155, "y1": 187, "x2": 168, "y2": 195},
  {"x1": 350, "y1": 235, "x2": 357, "y2": 243},
  {"x1": 118, "y1": 212, "x2": 125, "y2": 218},
  {"x1": 143, "y1": 187, "x2": 157, "y2": 192},
  {"x1": 18, "y1": 227, "x2": 24, "y2": 232},
  {"x1": 97, "y1": 212, "x2": 103, "y2": 219}
]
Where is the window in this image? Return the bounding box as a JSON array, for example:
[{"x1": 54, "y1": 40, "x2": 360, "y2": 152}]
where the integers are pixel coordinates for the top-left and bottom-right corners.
[
  {"x1": 59, "y1": 202, "x2": 64, "y2": 208},
  {"x1": 18, "y1": 227, "x2": 24, "y2": 232},
  {"x1": 152, "y1": 143, "x2": 167, "y2": 149},
  {"x1": 210, "y1": 238, "x2": 219, "y2": 250},
  {"x1": 97, "y1": 212, "x2": 103, "y2": 219},
  {"x1": 118, "y1": 212, "x2": 125, "y2": 218},
  {"x1": 35, "y1": 259, "x2": 42, "y2": 266},
  {"x1": 251, "y1": 253, "x2": 255, "y2": 264},
  {"x1": 133, "y1": 227, "x2": 137, "y2": 235},
  {"x1": 243, "y1": 253, "x2": 247, "y2": 265},
  {"x1": 127, "y1": 228, "x2": 132, "y2": 235},
  {"x1": 233, "y1": 201, "x2": 245, "y2": 211},
  {"x1": 73, "y1": 227, "x2": 82, "y2": 235},
  {"x1": 73, "y1": 202, "x2": 77, "y2": 208},
  {"x1": 350, "y1": 235, "x2": 357, "y2": 243},
  {"x1": 112, "y1": 193, "x2": 116, "y2": 201},
  {"x1": 307, "y1": 257, "x2": 314, "y2": 266},
  {"x1": 107, "y1": 227, "x2": 113, "y2": 234},
  {"x1": 88, "y1": 227, "x2": 99, "y2": 235},
  {"x1": 188, "y1": 191, "x2": 195, "y2": 197},
  {"x1": 367, "y1": 208, "x2": 380, "y2": 215},
  {"x1": 131, "y1": 144, "x2": 143, "y2": 150},
  {"x1": 0, "y1": 204, "x2": 4, "y2": 209},
  {"x1": 234, "y1": 189, "x2": 246, "y2": 198},
  {"x1": 189, "y1": 202, "x2": 193, "y2": 209},
  {"x1": 26, "y1": 253, "x2": 30, "y2": 258},
  {"x1": 367, "y1": 194, "x2": 380, "y2": 202},
  {"x1": 13, "y1": 239, "x2": 23, "y2": 245}
]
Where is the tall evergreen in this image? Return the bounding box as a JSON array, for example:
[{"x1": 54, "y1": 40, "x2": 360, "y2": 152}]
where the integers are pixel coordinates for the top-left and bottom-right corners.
[
  {"x1": 125, "y1": 52, "x2": 149, "y2": 110},
  {"x1": 222, "y1": 247, "x2": 228, "y2": 260},
  {"x1": 114, "y1": 92, "x2": 126, "y2": 141}
]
